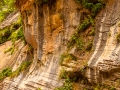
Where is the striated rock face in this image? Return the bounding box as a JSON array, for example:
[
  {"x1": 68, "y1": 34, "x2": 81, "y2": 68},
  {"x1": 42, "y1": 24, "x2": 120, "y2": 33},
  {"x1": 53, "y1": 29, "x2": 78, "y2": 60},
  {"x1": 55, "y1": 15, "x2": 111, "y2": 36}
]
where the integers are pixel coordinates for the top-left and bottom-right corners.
[
  {"x1": 1, "y1": 0, "x2": 120, "y2": 89},
  {"x1": 88, "y1": 0, "x2": 120, "y2": 83},
  {"x1": 0, "y1": 11, "x2": 19, "y2": 29},
  {"x1": 1, "y1": 0, "x2": 84, "y2": 90}
]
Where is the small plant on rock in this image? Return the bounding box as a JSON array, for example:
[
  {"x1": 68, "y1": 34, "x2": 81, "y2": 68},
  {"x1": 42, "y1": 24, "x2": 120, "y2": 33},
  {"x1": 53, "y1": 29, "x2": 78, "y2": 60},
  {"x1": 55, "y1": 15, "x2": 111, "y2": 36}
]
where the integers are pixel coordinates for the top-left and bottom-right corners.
[
  {"x1": 86, "y1": 41, "x2": 93, "y2": 51},
  {"x1": 110, "y1": 86, "x2": 116, "y2": 90},
  {"x1": 11, "y1": 61, "x2": 32, "y2": 78},
  {"x1": 118, "y1": 22, "x2": 120, "y2": 27},
  {"x1": 37, "y1": 88, "x2": 41, "y2": 90},
  {"x1": 9, "y1": 26, "x2": 24, "y2": 44},
  {"x1": 77, "y1": 18, "x2": 91, "y2": 32},
  {"x1": 116, "y1": 33, "x2": 120, "y2": 43},
  {"x1": 60, "y1": 68, "x2": 68, "y2": 79},
  {"x1": 4, "y1": 45, "x2": 14, "y2": 55},
  {"x1": 0, "y1": 68, "x2": 12, "y2": 80},
  {"x1": 91, "y1": 3, "x2": 103, "y2": 17},
  {"x1": 67, "y1": 33, "x2": 78, "y2": 49},
  {"x1": 59, "y1": 14, "x2": 64, "y2": 20},
  {"x1": 89, "y1": 29, "x2": 95, "y2": 36},
  {"x1": 60, "y1": 53, "x2": 77, "y2": 65},
  {"x1": 76, "y1": 38, "x2": 84, "y2": 50},
  {"x1": 0, "y1": 27, "x2": 10, "y2": 44},
  {"x1": 55, "y1": 78, "x2": 73, "y2": 90}
]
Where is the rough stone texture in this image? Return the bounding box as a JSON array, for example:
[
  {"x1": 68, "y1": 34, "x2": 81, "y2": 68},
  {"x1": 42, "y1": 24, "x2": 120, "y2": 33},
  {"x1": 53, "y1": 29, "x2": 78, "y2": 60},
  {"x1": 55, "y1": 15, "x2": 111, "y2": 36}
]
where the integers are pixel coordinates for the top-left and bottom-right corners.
[
  {"x1": 0, "y1": 0, "x2": 85, "y2": 90},
  {"x1": 0, "y1": 11, "x2": 19, "y2": 29},
  {"x1": 1, "y1": 0, "x2": 120, "y2": 89},
  {"x1": 88, "y1": 0, "x2": 120, "y2": 83}
]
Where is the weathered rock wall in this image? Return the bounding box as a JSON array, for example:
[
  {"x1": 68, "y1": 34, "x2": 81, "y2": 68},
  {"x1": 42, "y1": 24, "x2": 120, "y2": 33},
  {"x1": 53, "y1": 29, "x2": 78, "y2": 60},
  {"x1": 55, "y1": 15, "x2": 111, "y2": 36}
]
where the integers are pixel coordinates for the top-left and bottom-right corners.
[
  {"x1": 87, "y1": 0, "x2": 120, "y2": 84},
  {"x1": 1, "y1": 0, "x2": 120, "y2": 89},
  {"x1": 1, "y1": 0, "x2": 84, "y2": 90}
]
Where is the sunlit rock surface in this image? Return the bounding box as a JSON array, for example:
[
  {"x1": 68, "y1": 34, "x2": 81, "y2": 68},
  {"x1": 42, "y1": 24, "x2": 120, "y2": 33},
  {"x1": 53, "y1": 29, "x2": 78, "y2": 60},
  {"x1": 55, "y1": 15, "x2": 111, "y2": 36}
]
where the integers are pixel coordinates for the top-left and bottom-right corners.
[{"x1": 1, "y1": 0, "x2": 120, "y2": 90}]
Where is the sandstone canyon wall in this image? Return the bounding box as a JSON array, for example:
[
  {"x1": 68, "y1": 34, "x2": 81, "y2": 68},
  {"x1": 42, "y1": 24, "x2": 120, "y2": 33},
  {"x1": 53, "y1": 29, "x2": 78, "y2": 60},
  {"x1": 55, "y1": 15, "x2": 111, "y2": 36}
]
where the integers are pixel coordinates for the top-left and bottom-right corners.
[{"x1": 0, "y1": 0, "x2": 120, "y2": 90}]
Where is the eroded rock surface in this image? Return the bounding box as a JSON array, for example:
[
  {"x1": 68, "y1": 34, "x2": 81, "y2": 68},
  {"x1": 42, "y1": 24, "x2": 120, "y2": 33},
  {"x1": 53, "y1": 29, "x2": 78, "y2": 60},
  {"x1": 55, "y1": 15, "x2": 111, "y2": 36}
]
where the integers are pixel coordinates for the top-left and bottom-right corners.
[
  {"x1": 1, "y1": 0, "x2": 84, "y2": 90},
  {"x1": 1, "y1": 0, "x2": 120, "y2": 90},
  {"x1": 88, "y1": 0, "x2": 120, "y2": 83}
]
